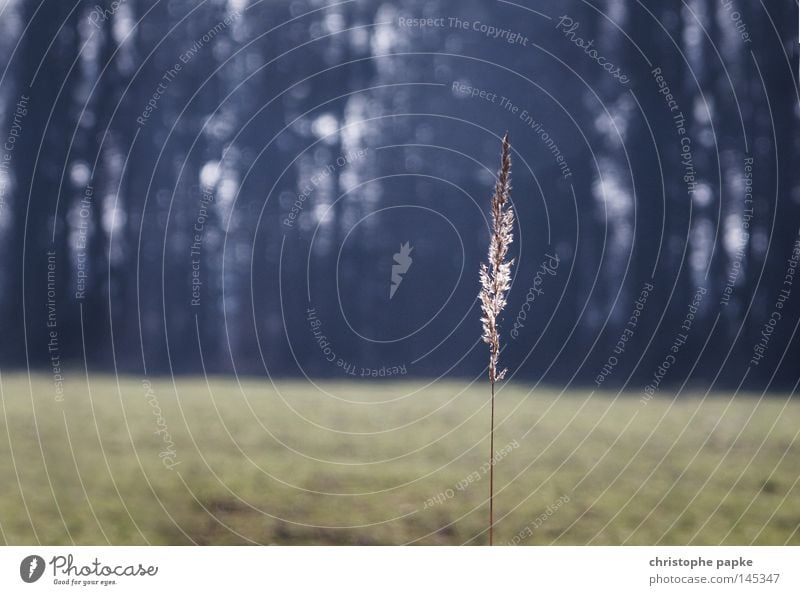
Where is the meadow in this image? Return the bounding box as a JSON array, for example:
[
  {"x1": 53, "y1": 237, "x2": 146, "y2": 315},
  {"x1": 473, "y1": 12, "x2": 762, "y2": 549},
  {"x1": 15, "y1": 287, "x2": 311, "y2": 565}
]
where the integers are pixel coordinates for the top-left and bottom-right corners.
[{"x1": 0, "y1": 373, "x2": 797, "y2": 545}]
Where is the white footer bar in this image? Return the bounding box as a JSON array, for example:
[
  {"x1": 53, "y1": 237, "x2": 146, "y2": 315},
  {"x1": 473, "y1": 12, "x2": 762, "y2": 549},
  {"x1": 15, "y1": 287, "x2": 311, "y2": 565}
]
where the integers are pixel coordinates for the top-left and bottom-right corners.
[{"x1": 1, "y1": 546, "x2": 797, "y2": 594}]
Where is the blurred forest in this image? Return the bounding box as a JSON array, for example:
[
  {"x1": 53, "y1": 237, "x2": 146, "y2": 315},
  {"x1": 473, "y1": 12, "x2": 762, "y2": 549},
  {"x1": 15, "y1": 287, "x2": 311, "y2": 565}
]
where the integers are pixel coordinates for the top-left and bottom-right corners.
[{"x1": 0, "y1": 0, "x2": 798, "y2": 389}]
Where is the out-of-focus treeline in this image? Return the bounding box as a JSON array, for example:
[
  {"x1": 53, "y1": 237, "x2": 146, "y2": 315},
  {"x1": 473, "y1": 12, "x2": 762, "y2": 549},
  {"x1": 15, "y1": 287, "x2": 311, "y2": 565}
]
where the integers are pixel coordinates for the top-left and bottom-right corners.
[{"x1": 0, "y1": 0, "x2": 798, "y2": 390}]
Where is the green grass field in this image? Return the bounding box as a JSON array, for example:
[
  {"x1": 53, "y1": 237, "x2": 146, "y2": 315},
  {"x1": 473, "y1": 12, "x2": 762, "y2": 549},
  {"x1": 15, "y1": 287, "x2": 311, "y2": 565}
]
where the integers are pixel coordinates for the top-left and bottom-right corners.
[{"x1": 0, "y1": 373, "x2": 798, "y2": 545}]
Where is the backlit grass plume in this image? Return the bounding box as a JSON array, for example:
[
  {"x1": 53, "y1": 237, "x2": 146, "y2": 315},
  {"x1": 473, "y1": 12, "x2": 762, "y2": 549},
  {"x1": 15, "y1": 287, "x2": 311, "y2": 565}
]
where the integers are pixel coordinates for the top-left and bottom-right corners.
[{"x1": 478, "y1": 132, "x2": 514, "y2": 545}]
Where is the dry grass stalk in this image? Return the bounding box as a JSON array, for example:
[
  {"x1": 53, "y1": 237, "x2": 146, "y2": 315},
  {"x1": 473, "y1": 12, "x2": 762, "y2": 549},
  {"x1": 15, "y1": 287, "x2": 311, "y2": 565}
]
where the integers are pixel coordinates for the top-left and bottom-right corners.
[{"x1": 479, "y1": 132, "x2": 514, "y2": 546}]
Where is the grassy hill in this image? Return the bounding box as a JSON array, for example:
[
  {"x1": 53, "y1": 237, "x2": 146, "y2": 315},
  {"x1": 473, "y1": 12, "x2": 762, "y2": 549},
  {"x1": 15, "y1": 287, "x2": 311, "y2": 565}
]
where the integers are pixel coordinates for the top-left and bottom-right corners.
[{"x1": 0, "y1": 373, "x2": 797, "y2": 545}]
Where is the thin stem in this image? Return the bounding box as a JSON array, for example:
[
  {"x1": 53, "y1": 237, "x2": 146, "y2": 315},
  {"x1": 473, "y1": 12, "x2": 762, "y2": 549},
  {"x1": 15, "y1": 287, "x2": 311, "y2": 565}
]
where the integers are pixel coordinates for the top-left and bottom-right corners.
[
  {"x1": 479, "y1": 133, "x2": 513, "y2": 547},
  {"x1": 489, "y1": 380, "x2": 495, "y2": 545}
]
